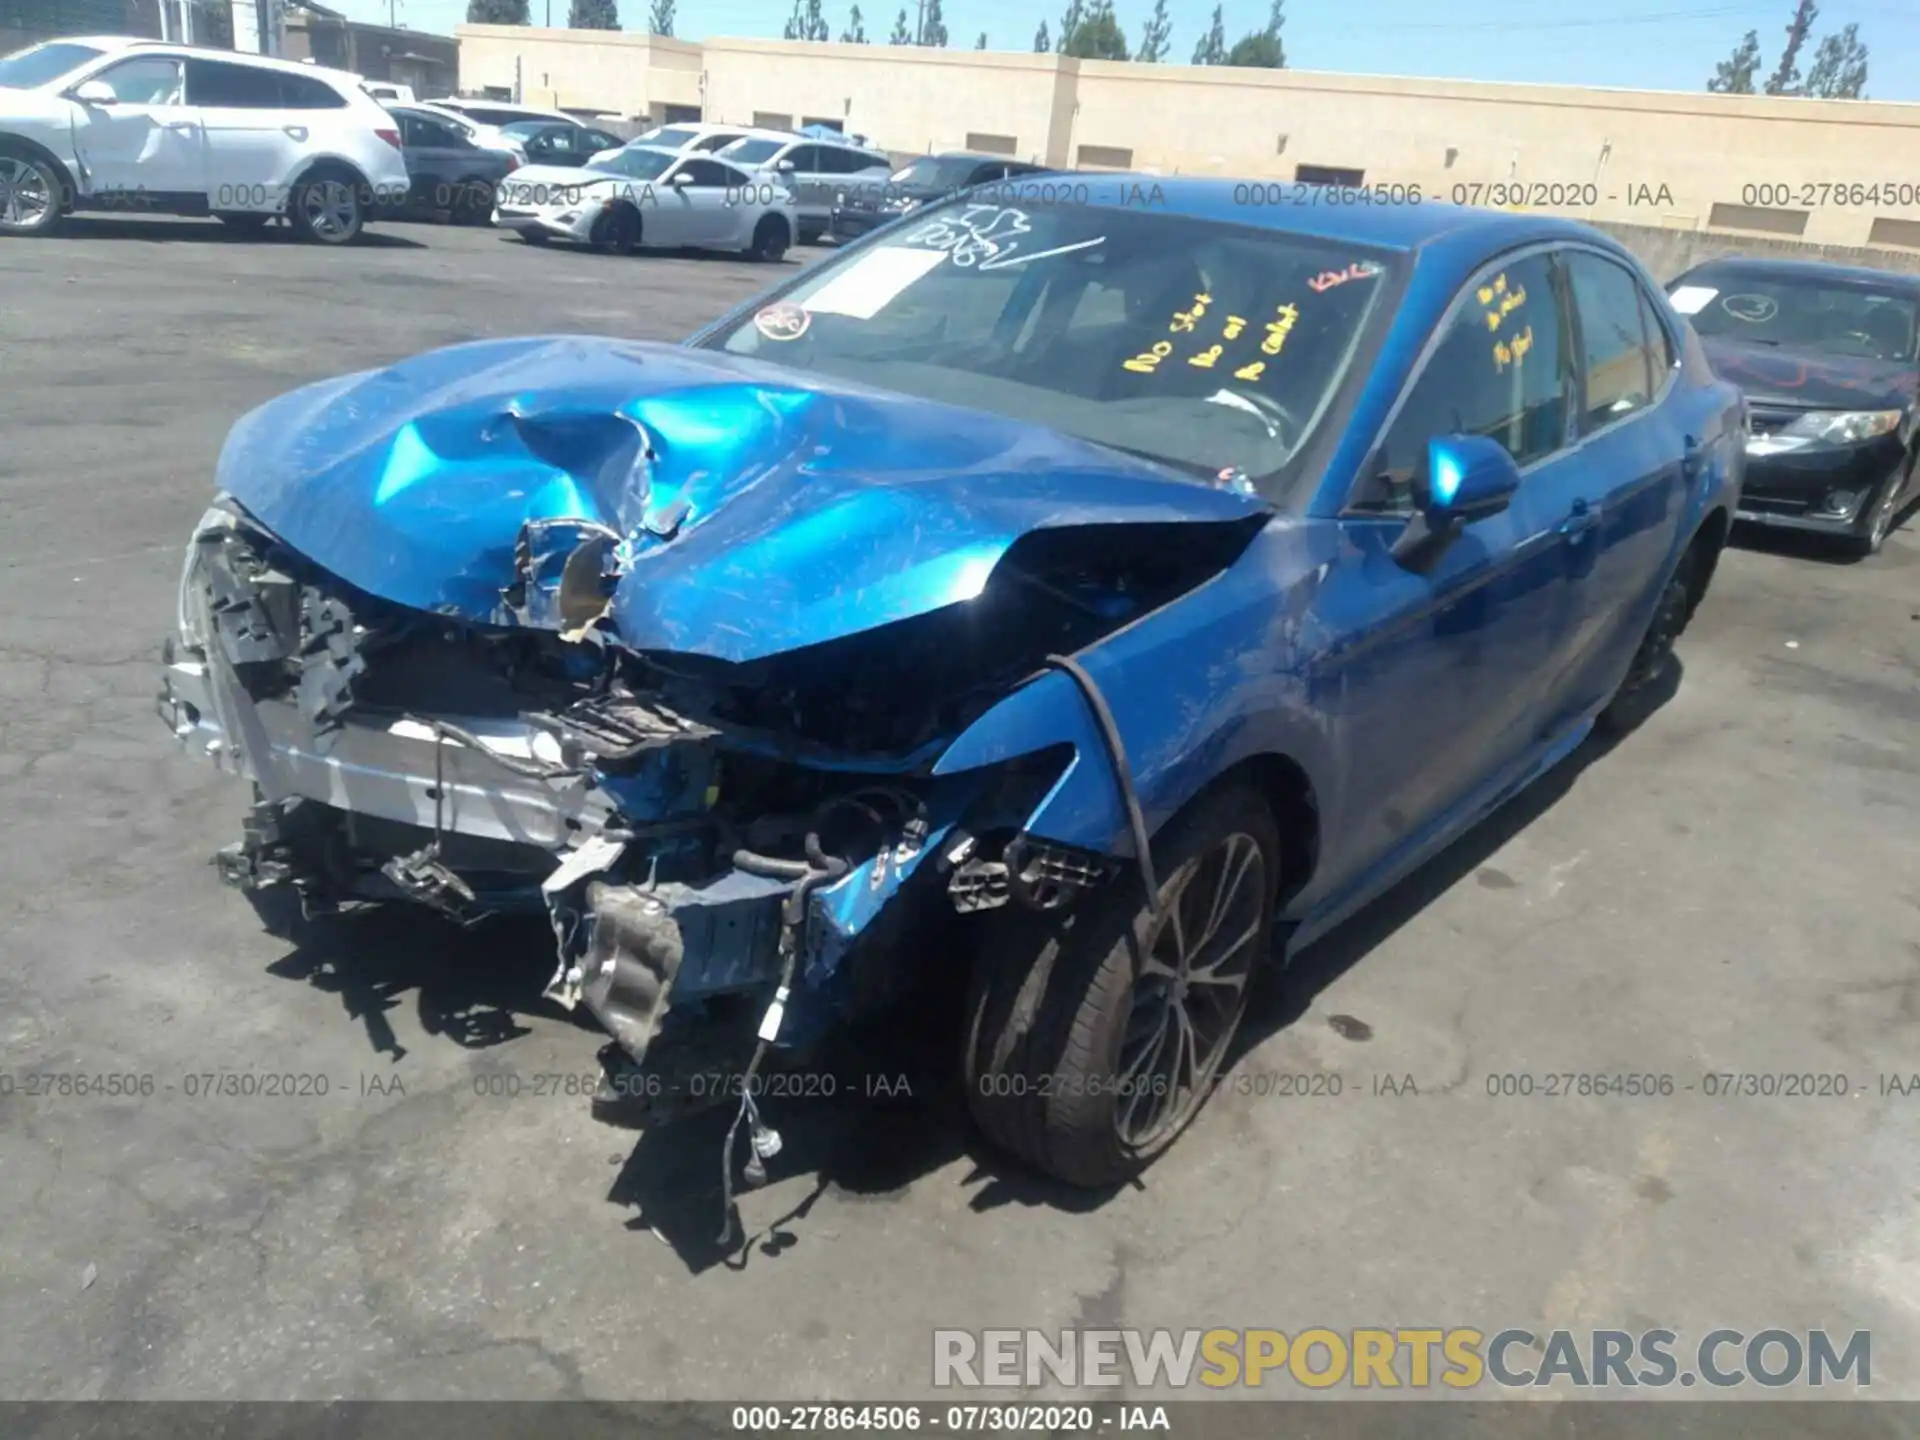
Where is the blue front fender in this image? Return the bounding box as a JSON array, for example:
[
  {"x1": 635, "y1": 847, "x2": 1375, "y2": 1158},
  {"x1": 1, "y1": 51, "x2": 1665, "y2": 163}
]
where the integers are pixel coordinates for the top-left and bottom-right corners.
[{"x1": 933, "y1": 520, "x2": 1341, "y2": 858}]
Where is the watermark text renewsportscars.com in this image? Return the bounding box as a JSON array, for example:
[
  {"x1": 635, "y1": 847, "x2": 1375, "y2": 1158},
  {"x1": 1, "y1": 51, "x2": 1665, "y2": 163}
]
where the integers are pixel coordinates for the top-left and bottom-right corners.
[{"x1": 933, "y1": 1328, "x2": 1870, "y2": 1390}]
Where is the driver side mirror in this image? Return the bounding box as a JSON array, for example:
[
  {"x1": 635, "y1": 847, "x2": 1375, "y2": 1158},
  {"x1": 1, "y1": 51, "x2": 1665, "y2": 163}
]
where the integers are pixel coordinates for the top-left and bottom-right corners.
[
  {"x1": 667, "y1": 170, "x2": 694, "y2": 187},
  {"x1": 72, "y1": 79, "x2": 118, "y2": 106},
  {"x1": 776, "y1": 159, "x2": 797, "y2": 173},
  {"x1": 1388, "y1": 433, "x2": 1521, "y2": 572}
]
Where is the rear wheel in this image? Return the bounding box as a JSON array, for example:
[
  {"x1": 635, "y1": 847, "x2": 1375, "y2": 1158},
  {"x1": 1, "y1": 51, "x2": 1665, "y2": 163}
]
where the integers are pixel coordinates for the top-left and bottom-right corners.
[
  {"x1": 964, "y1": 784, "x2": 1279, "y2": 1188},
  {"x1": 450, "y1": 178, "x2": 494, "y2": 226},
  {"x1": 1597, "y1": 550, "x2": 1693, "y2": 735},
  {"x1": 287, "y1": 170, "x2": 365, "y2": 245},
  {"x1": 749, "y1": 214, "x2": 790, "y2": 262},
  {"x1": 0, "y1": 152, "x2": 63, "y2": 237}
]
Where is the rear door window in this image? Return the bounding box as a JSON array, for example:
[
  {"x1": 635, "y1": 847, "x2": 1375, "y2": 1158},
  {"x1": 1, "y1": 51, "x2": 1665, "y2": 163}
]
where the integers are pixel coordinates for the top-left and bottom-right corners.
[{"x1": 1566, "y1": 251, "x2": 1659, "y2": 430}]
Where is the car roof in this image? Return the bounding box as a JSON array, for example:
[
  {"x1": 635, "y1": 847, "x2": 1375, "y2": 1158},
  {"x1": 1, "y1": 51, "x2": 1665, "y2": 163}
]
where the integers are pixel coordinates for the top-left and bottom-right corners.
[
  {"x1": 1672, "y1": 255, "x2": 1920, "y2": 291},
  {"x1": 46, "y1": 35, "x2": 363, "y2": 81}
]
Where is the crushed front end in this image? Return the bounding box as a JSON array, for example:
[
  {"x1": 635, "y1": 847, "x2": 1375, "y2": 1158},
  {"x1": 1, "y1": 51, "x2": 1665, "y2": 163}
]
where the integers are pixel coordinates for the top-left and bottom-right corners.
[{"x1": 157, "y1": 499, "x2": 1159, "y2": 1122}]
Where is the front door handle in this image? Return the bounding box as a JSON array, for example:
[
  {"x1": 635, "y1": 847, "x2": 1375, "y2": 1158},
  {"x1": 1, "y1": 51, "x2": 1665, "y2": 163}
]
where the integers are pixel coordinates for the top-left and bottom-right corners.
[
  {"x1": 1681, "y1": 434, "x2": 1704, "y2": 478},
  {"x1": 1560, "y1": 497, "x2": 1601, "y2": 539},
  {"x1": 283, "y1": 126, "x2": 308, "y2": 142}
]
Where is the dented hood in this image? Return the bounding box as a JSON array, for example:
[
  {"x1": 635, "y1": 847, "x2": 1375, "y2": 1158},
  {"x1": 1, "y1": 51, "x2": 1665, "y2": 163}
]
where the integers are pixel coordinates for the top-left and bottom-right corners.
[{"x1": 216, "y1": 336, "x2": 1269, "y2": 663}]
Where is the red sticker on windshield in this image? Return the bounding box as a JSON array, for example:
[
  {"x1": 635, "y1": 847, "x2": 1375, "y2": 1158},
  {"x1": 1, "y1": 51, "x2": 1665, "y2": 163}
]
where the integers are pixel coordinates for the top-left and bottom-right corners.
[{"x1": 753, "y1": 302, "x2": 811, "y2": 341}]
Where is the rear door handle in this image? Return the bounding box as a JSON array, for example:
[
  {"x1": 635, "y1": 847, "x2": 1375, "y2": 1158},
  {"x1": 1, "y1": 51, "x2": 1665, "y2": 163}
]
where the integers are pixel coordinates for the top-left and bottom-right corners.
[
  {"x1": 1560, "y1": 497, "x2": 1601, "y2": 539},
  {"x1": 283, "y1": 126, "x2": 308, "y2": 142}
]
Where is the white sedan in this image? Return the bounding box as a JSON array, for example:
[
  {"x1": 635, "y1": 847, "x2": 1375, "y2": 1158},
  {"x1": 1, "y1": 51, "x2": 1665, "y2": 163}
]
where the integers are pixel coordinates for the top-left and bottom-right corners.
[{"x1": 492, "y1": 145, "x2": 797, "y2": 260}]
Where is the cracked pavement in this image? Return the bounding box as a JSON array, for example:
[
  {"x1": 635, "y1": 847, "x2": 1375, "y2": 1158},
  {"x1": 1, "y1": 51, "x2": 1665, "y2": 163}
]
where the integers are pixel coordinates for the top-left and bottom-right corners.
[{"x1": 0, "y1": 216, "x2": 1917, "y2": 1405}]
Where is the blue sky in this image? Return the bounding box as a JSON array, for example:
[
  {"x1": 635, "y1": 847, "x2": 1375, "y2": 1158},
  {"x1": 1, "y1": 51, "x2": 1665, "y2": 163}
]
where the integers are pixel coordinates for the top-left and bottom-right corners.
[{"x1": 337, "y1": 0, "x2": 1920, "y2": 102}]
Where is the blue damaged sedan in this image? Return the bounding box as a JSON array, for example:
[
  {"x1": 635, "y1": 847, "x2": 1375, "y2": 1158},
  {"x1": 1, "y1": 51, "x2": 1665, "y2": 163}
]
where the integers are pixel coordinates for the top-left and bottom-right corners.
[{"x1": 159, "y1": 181, "x2": 1742, "y2": 1194}]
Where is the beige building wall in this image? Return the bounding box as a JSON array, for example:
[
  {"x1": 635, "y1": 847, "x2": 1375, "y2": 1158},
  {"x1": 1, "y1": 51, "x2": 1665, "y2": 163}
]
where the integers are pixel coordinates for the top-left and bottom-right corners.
[
  {"x1": 458, "y1": 24, "x2": 700, "y2": 118},
  {"x1": 453, "y1": 28, "x2": 1920, "y2": 251},
  {"x1": 700, "y1": 39, "x2": 1065, "y2": 162}
]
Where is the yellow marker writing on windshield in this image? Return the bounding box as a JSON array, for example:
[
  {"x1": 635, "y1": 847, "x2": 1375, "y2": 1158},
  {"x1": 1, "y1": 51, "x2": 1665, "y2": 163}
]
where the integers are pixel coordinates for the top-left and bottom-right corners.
[
  {"x1": 1223, "y1": 315, "x2": 1247, "y2": 340},
  {"x1": 1235, "y1": 360, "x2": 1267, "y2": 382},
  {"x1": 1262, "y1": 303, "x2": 1300, "y2": 356},
  {"x1": 1188, "y1": 344, "x2": 1224, "y2": 369},
  {"x1": 1170, "y1": 292, "x2": 1213, "y2": 334},
  {"x1": 1124, "y1": 340, "x2": 1175, "y2": 373}
]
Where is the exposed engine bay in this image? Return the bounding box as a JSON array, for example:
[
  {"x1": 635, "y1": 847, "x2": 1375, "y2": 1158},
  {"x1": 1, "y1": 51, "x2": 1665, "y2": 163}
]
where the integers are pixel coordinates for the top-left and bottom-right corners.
[{"x1": 158, "y1": 497, "x2": 1260, "y2": 1169}]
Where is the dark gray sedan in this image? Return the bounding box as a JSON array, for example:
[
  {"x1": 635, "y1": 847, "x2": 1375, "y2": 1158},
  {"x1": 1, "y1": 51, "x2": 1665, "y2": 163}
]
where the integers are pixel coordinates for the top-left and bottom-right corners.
[{"x1": 384, "y1": 106, "x2": 520, "y2": 224}]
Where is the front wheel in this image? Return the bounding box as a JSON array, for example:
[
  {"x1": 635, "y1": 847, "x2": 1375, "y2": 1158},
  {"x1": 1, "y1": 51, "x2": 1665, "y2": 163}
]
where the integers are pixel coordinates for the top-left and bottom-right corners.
[
  {"x1": 0, "y1": 153, "x2": 63, "y2": 237},
  {"x1": 1849, "y1": 472, "x2": 1906, "y2": 557},
  {"x1": 287, "y1": 172, "x2": 365, "y2": 245},
  {"x1": 588, "y1": 203, "x2": 639, "y2": 255},
  {"x1": 964, "y1": 784, "x2": 1279, "y2": 1188}
]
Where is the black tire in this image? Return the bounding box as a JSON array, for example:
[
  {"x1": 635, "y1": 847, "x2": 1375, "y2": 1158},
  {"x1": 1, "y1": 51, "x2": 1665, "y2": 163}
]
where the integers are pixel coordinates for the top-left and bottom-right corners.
[
  {"x1": 589, "y1": 203, "x2": 640, "y2": 255},
  {"x1": 1849, "y1": 470, "x2": 1906, "y2": 557},
  {"x1": 517, "y1": 228, "x2": 549, "y2": 245},
  {"x1": 0, "y1": 151, "x2": 64, "y2": 237},
  {"x1": 1597, "y1": 549, "x2": 1693, "y2": 735},
  {"x1": 749, "y1": 214, "x2": 791, "y2": 262},
  {"x1": 964, "y1": 783, "x2": 1280, "y2": 1188},
  {"x1": 286, "y1": 169, "x2": 366, "y2": 245},
  {"x1": 214, "y1": 211, "x2": 273, "y2": 235},
  {"x1": 450, "y1": 178, "x2": 494, "y2": 226}
]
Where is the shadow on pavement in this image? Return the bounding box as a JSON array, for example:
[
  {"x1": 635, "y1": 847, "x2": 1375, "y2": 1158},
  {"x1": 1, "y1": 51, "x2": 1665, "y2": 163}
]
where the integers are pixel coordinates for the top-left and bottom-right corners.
[{"x1": 253, "y1": 659, "x2": 1682, "y2": 1273}]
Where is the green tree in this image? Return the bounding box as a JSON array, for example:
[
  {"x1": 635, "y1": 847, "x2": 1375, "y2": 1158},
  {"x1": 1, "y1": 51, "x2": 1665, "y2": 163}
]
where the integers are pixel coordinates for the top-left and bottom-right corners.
[
  {"x1": 1062, "y1": 0, "x2": 1127, "y2": 59},
  {"x1": 888, "y1": 6, "x2": 911, "y2": 42},
  {"x1": 918, "y1": 0, "x2": 947, "y2": 45},
  {"x1": 1802, "y1": 22, "x2": 1867, "y2": 97},
  {"x1": 1706, "y1": 28, "x2": 1760, "y2": 92},
  {"x1": 783, "y1": 0, "x2": 828, "y2": 38},
  {"x1": 1763, "y1": 0, "x2": 1818, "y2": 95},
  {"x1": 647, "y1": 0, "x2": 672, "y2": 32},
  {"x1": 1033, "y1": 18, "x2": 1050, "y2": 50},
  {"x1": 975, "y1": 30, "x2": 987, "y2": 47},
  {"x1": 467, "y1": 0, "x2": 530, "y2": 22},
  {"x1": 1189, "y1": 3, "x2": 1225, "y2": 63},
  {"x1": 569, "y1": 0, "x2": 618, "y2": 27},
  {"x1": 1135, "y1": 0, "x2": 1170, "y2": 61},
  {"x1": 1057, "y1": 0, "x2": 1083, "y2": 51},
  {"x1": 1224, "y1": 0, "x2": 1282, "y2": 66},
  {"x1": 841, "y1": 3, "x2": 867, "y2": 40}
]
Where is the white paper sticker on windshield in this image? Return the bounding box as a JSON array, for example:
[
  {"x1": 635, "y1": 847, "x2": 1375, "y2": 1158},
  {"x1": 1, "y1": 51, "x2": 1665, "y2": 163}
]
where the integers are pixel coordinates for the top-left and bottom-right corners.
[
  {"x1": 1668, "y1": 285, "x2": 1717, "y2": 315},
  {"x1": 801, "y1": 246, "x2": 949, "y2": 320}
]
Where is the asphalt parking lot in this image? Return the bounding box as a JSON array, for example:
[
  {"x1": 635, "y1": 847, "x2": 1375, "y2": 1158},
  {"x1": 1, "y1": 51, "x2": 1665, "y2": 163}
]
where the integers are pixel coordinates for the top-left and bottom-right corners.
[{"x1": 1, "y1": 215, "x2": 1917, "y2": 1409}]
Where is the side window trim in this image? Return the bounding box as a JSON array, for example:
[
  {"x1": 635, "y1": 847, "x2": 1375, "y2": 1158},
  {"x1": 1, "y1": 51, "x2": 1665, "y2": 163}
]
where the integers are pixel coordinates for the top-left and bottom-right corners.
[{"x1": 1340, "y1": 240, "x2": 1574, "y2": 515}]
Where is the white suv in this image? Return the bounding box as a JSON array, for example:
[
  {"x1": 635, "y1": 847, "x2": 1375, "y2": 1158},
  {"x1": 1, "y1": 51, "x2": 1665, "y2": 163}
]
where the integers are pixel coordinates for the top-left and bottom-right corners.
[{"x1": 0, "y1": 36, "x2": 411, "y2": 243}]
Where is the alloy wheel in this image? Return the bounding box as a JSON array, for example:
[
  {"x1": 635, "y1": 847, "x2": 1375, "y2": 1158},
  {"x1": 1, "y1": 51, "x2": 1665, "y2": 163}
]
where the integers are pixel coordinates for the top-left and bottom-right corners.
[
  {"x1": 301, "y1": 180, "x2": 359, "y2": 241},
  {"x1": 1114, "y1": 831, "x2": 1266, "y2": 1150},
  {"x1": 0, "y1": 156, "x2": 54, "y2": 232}
]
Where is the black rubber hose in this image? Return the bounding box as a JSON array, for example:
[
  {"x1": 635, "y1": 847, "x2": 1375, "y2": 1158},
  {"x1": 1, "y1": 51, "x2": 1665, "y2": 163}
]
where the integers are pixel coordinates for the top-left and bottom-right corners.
[
  {"x1": 717, "y1": 830, "x2": 852, "y2": 1246},
  {"x1": 1042, "y1": 654, "x2": 1162, "y2": 920}
]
